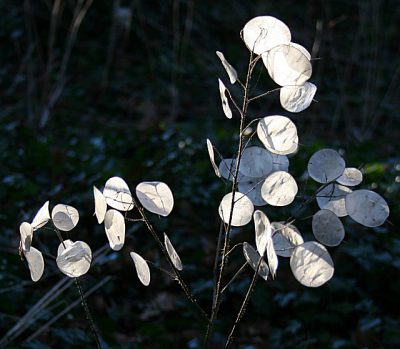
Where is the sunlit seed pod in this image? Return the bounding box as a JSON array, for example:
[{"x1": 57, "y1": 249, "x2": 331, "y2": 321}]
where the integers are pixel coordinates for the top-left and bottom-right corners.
[
  {"x1": 23, "y1": 246, "x2": 44, "y2": 282},
  {"x1": 20, "y1": 222, "x2": 33, "y2": 252},
  {"x1": 308, "y1": 149, "x2": 346, "y2": 184},
  {"x1": 345, "y1": 190, "x2": 389, "y2": 227},
  {"x1": 257, "y1": 115, "x2": 298, "y2": 155},
  {"x1": 206, "y1": 139, "x2": 221, "y2": 178},
  {"x1": 164, "y1": 233, "x2": 183, "y2": 271},
  {"x1": 56, "y1": 241, "x2": 92, "y2": 278},
  {"x1": 51, "y1": 204, "x2": 79, "y2": 231},
  {"x1": 218, "y1": 192, "x2": 254, "y2": 227},
  {"x1": 271, "y1": 222, "x2": 304, "y2": 258},
  {"x1": 130, "y1": 252, "x2": 151, "y2": 286},
  {"x1": 103, "y1": 176, "x2": 134, "y2": 211},
  {"x1": 290, "y1": 241, "x2": 334, "y2": 287},
  {"x1": 336, "y1": 167, "x2": 363, "y2": 187},
  {"x1": 280, "y1": 82, "x2": 317, "y2": 113},
  {"x1": 238, "y1": 176, "x2": 267, "y2": 206},
  {"x1": 316, "y1": 183, "x2": 352, "y2": 217},
  {"x1": 136, "y1": 181, "x2": 174, "y2": 217},
  {"x1": 57, "y1": 239, "x2": 74, "y2": 256},
  {"x1": 218, "y1": 79, "x2": 232, "y2": 119},
  {"x1": 261, "y1": 171, "x2": 298, "y2": 207},
  {"x1": 104, "y1": 209, "x2": 126, "y2": 251},
  {"x1": 263, "y1": 44, "x2": 312, "y2": 86},
  {"x1": 93, "y1": 186, "x2": 107, "y2": 224},
  {"x1": 312, "y1": 209, "x2": 345, "y2": 247},
  {"x1": 266, "y1": 236, "x2": 278, "y2": 279},
  {"x1": 239, "y1": 146, "x2": 273, "y2": 178},
  {"x1": 31, "y1": 201, "x2": 50, "y2": 230},
  {"x1": 253, "y1": 210, "x2": 271, "y2": 255},
  {"x1": 216, "y1": 51, "x2": 238, "y2": 84},
  {"x1": 242, "y1": 16, "x2": 291, "y2": 55},
  {"x1": 287, "y1": 42, "x2": 311, "y2": 60},
  {"x1": 242, "y1": 242, "x2": 269, "y2": 280}
]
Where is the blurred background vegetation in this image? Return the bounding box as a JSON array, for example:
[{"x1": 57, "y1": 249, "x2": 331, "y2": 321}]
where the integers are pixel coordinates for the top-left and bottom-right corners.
[{"x1": 1, "y1": 0, "x2": 399, "y2": 348}]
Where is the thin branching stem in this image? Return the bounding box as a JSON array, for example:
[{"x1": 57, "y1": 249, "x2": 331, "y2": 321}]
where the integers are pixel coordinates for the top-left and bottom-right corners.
[
  {"x1": 224, "y1": 258, "x2": 261, "y2": 348},
  {"x1": 131, "y1": 197, "x2": 210, "y2": 323},
  {"x1": 248, "y1": 87, "x2": 281, "y2": 102},
  {"x1": 205, "y1": 50, "x2": 258, "y2": 347},
  {"x1": 221, "y1": 262, "x2": 247, "y2": 294},
  {"x1": 52, "y1": 225, "x2": 103, "y2": 349}
]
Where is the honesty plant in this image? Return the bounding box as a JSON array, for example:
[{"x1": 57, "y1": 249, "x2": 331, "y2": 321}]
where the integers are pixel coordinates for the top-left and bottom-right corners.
[
  {"x1": 16, "y1": 14, "x2": 390, "y2": 348},
  {"x1": 19, "y1": 176, "x2": 180, "y2": 287}
]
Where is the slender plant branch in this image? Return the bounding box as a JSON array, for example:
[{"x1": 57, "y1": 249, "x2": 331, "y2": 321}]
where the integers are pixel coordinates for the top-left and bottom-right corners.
[
  {"x1": 221, "y1": 262, "x2": 247, "y2": 294},
  {"x1": 52, "y1": 225, "x2": 103, "y2": 349},
  {"x1": 205, "y1": 49, "x2": 258, "y2": 346},
  {"x1": 131, "y1": 197, "x2": 210, "y2": 323},
  {"x1": 224, "y1": 258, "x2": 261, "y2": 348},
  {"x1": 248, "y1": 87, "x2": 281, "y2": 102}
]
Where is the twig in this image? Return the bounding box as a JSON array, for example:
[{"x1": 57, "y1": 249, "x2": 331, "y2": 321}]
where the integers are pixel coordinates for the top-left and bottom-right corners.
[
  {"x1": 26, "y1": 276, "x2": 111, "y2": 342},
  {"x1": 205, "y1": 48, "x2": 257, "y2": 347},
  {"x1": 224, "y1": 259, "x2": 261, "y2": 348},
  {"x1": 132, "y1": 197, "x2": 210, "y2": 323},
  {"x1": 221, "y1": 262, "x2": 247, "y2": 294}
]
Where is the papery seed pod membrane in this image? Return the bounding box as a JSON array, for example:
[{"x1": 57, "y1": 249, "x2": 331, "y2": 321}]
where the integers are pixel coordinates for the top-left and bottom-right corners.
[
  {"x1": 103, "y1": 176, "x2": 134, "y2": 211},
  {"x1": 93, "y1": 186, "x2": 107, "y2": 224},
  {"x1": 345, "y1": 190, "x2": 389, "y2": 227},
  {"x1": 308, "y1": 149, "x2": 345, "y2": 184},
  {"x1": 238, "y1": 176, "x2": 267, "y2": 206},
  {"x1": 242, "y1": 16, "x2": 291, "y2": 55},
  {"x1": 52, "y1": 204, "x2": 79, "y2": 231},
  {"x1": 206, "y1": 139, "x2": 221, "y2": 178},
  {"x1": 257, "y1": 115, "x2": 298, "y2": 155},
  {"x1": 130, "y1": 252, "x2": 151, "y2": 286},
  {"x1": 104, "y1": 209, "x2": 126, "y2": 251},
  {"x1": 24, "y1": 247, "x2": 45, "y2": 282},
  {"x1": 280, "y1": 82, "x2": 317, "y2": 113},
  {"x1": 290, "y1": 241, "x2": 334, "y2": 287},
  {"x1": 263, "y1": 44, "x2": 312, "y2": 86},
  {"x1": 271, "y1": 222, "x2": 304, "y2": 258},
  {"x1": 337, "y1": 167, "x2": 363, "y2": 186},
  {"x1": 20, "y1": 222, "x2": 33, "y2": 252},
  {"x1": 218, "y1": 192, "x2": 254, "y2": 227},
  {"x1": 136, "y1": 181, "x2": 174, "y2": 217},
  {"x1": 312, "y1": 209, "x2": 345, "y2": 247},
  {"x1": 216, "y1": 51, "x2": 238, "y2": 84},
  {"x1": 253, "y1": 210, "x2": 271, "y2": 255},
  {"x1": 164, "y1": 233, "x2": 183, "y2": 271},
  {"x1": 56, "y1": 241, "x2": 92, "y2": 278},
  {"x1": 31, "y1": 201, "x2": 50, "y2": 230},
  {"x1": 218, "y1": 79, "x2": 233, "y2": 119},
  {"x1": 243, "y1": 242, "x2": 269, "y2": 280},
  {"x1": 316, "y1": 183, "x2": 352, "y2": 217},
  {"x1": 261, "y1": 171, "x2": 298, "y2": 207},
  {"x1": 239, "y1": 146, "x2": 273, "y2": 178}
]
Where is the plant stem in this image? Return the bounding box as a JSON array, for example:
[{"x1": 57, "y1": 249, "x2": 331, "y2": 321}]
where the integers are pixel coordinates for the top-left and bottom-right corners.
[
  {"x1": 224, "y1": 259, "x2": 261, "y2": 348},
  {"x1": 74, "y1": 277, "x2": 103, "y2": 349},
  {"x1": 132, "y1": 198, "x2": 209, "y2": 323},
  {"x1": 52, "y1": 226, "x2": 103, "y2": 348},
  {"x1": 205, "y1": 51, "x2": 257, "y2": 347}
]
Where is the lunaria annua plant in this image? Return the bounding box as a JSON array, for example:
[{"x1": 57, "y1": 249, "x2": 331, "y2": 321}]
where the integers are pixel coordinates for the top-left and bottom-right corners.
[{"x1": 17, "y1": 15, "x2": 390, "y2": 348}]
